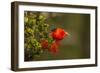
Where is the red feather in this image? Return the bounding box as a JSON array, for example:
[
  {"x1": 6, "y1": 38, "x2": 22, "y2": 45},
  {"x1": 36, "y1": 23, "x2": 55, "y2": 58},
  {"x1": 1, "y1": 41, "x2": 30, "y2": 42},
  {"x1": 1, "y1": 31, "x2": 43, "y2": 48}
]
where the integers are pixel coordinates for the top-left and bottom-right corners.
[{"x1": 51, "y1": 28, "x2": 68, "y2": 41}]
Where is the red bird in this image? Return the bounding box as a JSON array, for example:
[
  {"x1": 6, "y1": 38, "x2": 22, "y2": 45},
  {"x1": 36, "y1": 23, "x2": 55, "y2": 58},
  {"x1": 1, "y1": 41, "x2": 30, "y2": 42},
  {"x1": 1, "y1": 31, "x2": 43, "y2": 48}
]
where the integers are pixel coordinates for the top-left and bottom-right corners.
[
  {"x1": 41, "y1": 28, "x2": 69, "y2": 55},
  {"x1": 51, "y1": 28, "x2": 69, "y2": 41},
  {"x1": 48, "y1": 28, "x2": 69, "y2": 55}
]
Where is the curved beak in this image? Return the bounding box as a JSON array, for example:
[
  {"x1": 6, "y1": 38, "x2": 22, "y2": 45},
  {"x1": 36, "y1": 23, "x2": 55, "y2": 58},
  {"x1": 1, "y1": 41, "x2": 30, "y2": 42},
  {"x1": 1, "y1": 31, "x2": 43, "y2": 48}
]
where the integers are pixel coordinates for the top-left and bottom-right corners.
[{"x1": 65, "y1": 32, "x2": 70, "y2": 36}]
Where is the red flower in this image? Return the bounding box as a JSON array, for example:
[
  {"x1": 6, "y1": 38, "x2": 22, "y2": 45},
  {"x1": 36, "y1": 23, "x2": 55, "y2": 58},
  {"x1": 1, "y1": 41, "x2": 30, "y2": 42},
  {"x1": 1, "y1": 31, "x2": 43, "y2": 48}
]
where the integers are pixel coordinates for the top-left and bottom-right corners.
[
  {"x1": 49, "y1": 42, "x2": 58, "y2": 55},
  {"x1": 51, "y1": 28, "x2": 68, "y2": 41},
  {"x1": 41, "y1": 40, "x2": 48, "y2": 49}
]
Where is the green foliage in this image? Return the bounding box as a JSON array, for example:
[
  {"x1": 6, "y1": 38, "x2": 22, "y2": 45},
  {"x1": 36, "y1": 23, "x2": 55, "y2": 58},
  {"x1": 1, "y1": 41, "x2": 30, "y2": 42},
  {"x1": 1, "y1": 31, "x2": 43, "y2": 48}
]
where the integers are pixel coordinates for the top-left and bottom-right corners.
[{"x1": 24, "y1": 12, "x2": 54, "y2": 61}]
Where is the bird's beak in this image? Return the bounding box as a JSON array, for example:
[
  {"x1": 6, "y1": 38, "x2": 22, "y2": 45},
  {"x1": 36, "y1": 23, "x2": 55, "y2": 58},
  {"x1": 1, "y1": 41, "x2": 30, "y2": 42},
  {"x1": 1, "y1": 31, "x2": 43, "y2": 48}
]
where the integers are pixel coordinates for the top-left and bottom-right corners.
[{"x1": 65, "y1": 32, "x2": 70, "y2": 36}]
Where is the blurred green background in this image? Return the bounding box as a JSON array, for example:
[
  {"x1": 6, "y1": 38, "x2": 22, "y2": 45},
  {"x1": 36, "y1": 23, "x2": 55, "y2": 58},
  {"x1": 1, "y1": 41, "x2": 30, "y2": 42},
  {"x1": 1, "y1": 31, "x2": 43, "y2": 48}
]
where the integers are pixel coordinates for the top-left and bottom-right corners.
[{"x1": 24, "y1": 11, "x2": 90, "y2": 61}]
